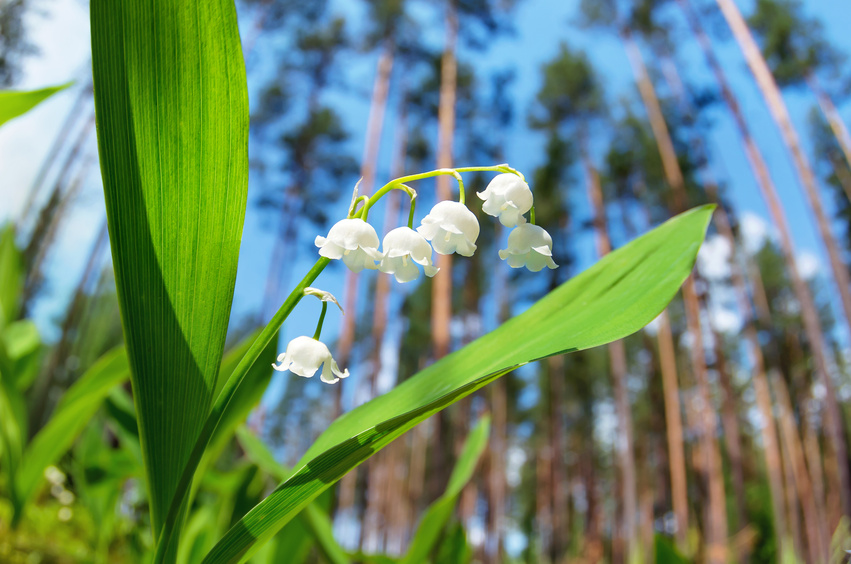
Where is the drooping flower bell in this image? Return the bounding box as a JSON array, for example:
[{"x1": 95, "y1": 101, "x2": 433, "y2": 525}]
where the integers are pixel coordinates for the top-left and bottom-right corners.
[
  {"x1": 272, "y1": 336, "x2": 350, "y2": 384},
  {"x1": 378, "y1": 226, "x2": 439, "y2": 283},
  {"x1": 416, "y1": 201, "x2": 480, "y2": 257},
  {"x1": 499, "y1": 224, "x2": 558, "y2": 272},
  {"x1": 477, "y1": 173, "x2": 534, "y2": 227},
  {"x1": 315, "y1": 218, "x2": 382, "y2": 273}
]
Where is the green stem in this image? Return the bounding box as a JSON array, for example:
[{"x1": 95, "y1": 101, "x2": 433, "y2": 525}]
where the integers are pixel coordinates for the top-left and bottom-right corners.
[
  {"x1": 153, "y1": 257, "x2": 330, "y2": 563},
  {"x1": 408, "y1": 194, "x2": 417, "y2": 229},
  {"x1": 530, "y1": 206, "x2": 536, "y2": 225},
  {"x1": 313, "y1": 301, "x2": 328, "y2": 340},
  {"x1": 360, "y1": 165, "x2": 521, "y2": 219},
  {"x1": 350, "y1": 195, "x2": 370, "y2": 220}
]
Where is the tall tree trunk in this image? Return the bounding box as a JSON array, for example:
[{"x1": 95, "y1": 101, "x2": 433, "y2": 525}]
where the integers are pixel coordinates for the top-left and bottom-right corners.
[
  {"x1": 432, "y1": 1, "x2": 458, "y2": 361},
  {"x1": 779, "y1": 407, "x2": 805, "y2": 562},
  {"x1": 427, "y1": 0, "x2": 459, "y2": 517},
  {"x1": 620, "y1": 27, "x2": 727, "y2": 563},
  {"x1": 772, "y1": 369, "x2": 829, "y2": 563},
  {"x1": 712, "y1": 331, "x2": 746, "y2": 530},
  {"x1": 656, "y1": 310, "x2": 690, "y2": 553},
  {"x1": 807, "y1": 72, "x2": 851, "y2": 173},
  {"x1": 548, "y1": 355, "x2": 568, "y2": 562},
  {"x1": 583, "y1": 152, "x2": 638, "y2": 563},
  {"x1": 826, "y1": 150, "x2": 851, "y2": 206},
  {"x1": 485, "y1": 223, "x2": 511, "y2": 563},
  {"x1": 698, "y1": 0, "x2": 851, "y2": 519}
]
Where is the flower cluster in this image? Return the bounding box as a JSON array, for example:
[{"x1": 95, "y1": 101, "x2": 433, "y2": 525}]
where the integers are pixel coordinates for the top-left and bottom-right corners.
[
  {"x1": 275, "y1": 166, "x2": 557, "y2": 386},
  {"x1": 314, "y1": 168, "x2": 557, "y2": 281}
]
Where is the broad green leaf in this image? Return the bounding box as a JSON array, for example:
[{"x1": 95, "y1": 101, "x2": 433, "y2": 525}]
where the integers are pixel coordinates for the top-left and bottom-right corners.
[
  {"x1": 654, "y1": 535, "x2": 690, "y2": 564},
  {"x1": 13, "y1": 347, "x2": 129, "y2": 513},
  {"x1": 2, "y1": 321, "x2": 42, "y2": 391},
  {"x1": 0, "y1": 82, "x2": 71, "y2": 128},
  {"x1": 235, "y1": 426, "x2": 350, "y2": 564},
  {"x1": 90, "y1": 0, "x2": 249, "y2": 547},
  {"x1": 433, "y1": 524, "x2": 471, "y2": 564},
  {"x1": 202, "y1": 205, "x2": 714, "y2": 563},
  {"x1": 401, "y1": 416, "x2": 490, "y2": 564},
  {"x1": 0, "y1": 225, "x2": 23, "y2": 329}
]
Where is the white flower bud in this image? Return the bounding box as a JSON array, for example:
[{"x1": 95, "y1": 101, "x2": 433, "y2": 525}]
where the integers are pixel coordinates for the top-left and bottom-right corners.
[
  {"x1": 272, "y1": 336, "x2": 349, "y2": 384},
  {"x1": 416, "y1": 201, "x2": 480, "y2": 257},
  {"x1": 499, "y1": 224, "x2": 558, "y2": 272},
  {"x1": 315, "y1": 219, "x2": 382, "y2": 273},
  {"x1": 477, "y1": 173, "x2": 533, "y2": 227},
  {"x1": 378, "y1": 227, "x2": 439, "y2": 283}
]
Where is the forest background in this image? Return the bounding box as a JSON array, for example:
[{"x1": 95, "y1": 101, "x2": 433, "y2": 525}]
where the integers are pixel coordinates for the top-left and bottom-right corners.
[{"x1": 3, "y1": 0, "x2": 851, "y2": 562}]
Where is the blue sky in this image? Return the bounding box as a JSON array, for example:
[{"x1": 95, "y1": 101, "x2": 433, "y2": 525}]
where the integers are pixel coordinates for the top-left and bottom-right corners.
[{"x1": 2, "y1": 0, "x2": 851, "y2": 388}]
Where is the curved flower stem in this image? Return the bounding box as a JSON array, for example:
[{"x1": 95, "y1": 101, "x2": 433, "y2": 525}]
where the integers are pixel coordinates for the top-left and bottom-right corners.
[
  {"x1": 313, "y1": 301, "x2": 328, "y2": 340},
  {"x1": 349, "y1": 195, "x2": 370, "y2": 220},
  {"x1": 363, "y1": 164, "x2": 517, "y2": 218},
  {"x1": 530, "y1": 206, "x2": 536, "y2": 225},
  {"x1": 153, "y1": 257, "x2": 331, "y2": 563},
  {"x1": 408, "y1": 194, "x2": 417, "y2": 229}
]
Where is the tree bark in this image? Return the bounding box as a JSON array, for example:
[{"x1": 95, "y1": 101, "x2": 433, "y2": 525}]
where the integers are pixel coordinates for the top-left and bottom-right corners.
[{"x1": 431, "y1": 0, "x2": 458, "y2": 361}]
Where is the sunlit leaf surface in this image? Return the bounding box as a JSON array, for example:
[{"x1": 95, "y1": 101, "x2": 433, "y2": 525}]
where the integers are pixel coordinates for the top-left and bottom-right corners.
[
  {"x1": 90, "y1": 0, "x2": 249, "y2": 546},
  {"x1": 0, "y1": 82, "x2": 71, "y2": 128}
]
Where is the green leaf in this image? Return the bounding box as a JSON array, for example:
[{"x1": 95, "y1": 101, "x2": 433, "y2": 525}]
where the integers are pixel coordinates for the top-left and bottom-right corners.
[
  {"x1": 654, "y1": 535, "x2": 690, "y2": 564},
  {"x1": 13, "y1": 347, "x2": 129, "y2": 514},
  {"x1": 90, "y1": 0, "x2": 249, "y2": 547},
  {"x1": 2, "y1": 321, "x2": 42, "y2": 391},
  {"x1": 235, "y1": 426, "x2": 351, "y2": 564},
  {"x1": 202, "y1": 205, "x2": 714, "y2": 563},
  {"x1": 0, "y1": 225, "x2": 23, "y2": 329},
  {"x1": 401, "y1": 415, "x2": 490, "y2": 564},
  {"x1": 0, "y1": 82, "x2": 71, "y2": 128}
]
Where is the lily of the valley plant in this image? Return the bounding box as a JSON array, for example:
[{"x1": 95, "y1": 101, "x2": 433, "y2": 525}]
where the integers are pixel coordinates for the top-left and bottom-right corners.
[{"x1": 287, "y1": 164, "x2": 556, "y2": 381}]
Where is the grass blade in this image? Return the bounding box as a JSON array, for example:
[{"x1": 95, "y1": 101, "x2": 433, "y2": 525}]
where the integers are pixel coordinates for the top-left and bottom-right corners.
[
  {"x1": 13, "y1": 347, "x2": 129, "y2": 517},
  {"x1": 401, "y1": 415, "x2": 490, "y2": 564},
  {"x1": 0, "y1": 82, "x2": 71, "y2": 128}
]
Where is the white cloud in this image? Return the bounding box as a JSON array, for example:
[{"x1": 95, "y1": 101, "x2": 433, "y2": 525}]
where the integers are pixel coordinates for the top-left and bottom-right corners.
[
  {"x1": 0, "y1": 0, "x2": 91, "y2": 224},
  {"x1": 709, "y1": 307, "x2": 743, "y2": 335},
  {"x1": 796, "y1": 251, "x2": 821, "y2": 280},
  {"x1": 697, "y1": 234, "x2": 731, "y2": 280},
  {"x1": 740, "y1": 212, "x2": 773, "y2": 255}
]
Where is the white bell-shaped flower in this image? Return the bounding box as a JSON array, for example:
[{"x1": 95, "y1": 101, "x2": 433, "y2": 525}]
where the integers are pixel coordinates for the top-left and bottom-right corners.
[
  {"x1": 272, "y1": 336, "x2": 350, "y2": 384},
  {"x1": 378, "y1": 227, "x2": 439, "y2": 283},
  {"x1": 315, "y1": 218, "x2": 382, "y2": 273},
  {"x1": 416, "y1": 201, "x2": 480, "y2": 257},
  {"x1": 499, "y1": 224, "x2": 558, "y2": 272},
  {"x1": 477, "y1": 173, "x2": 534, "y2": 227}
]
